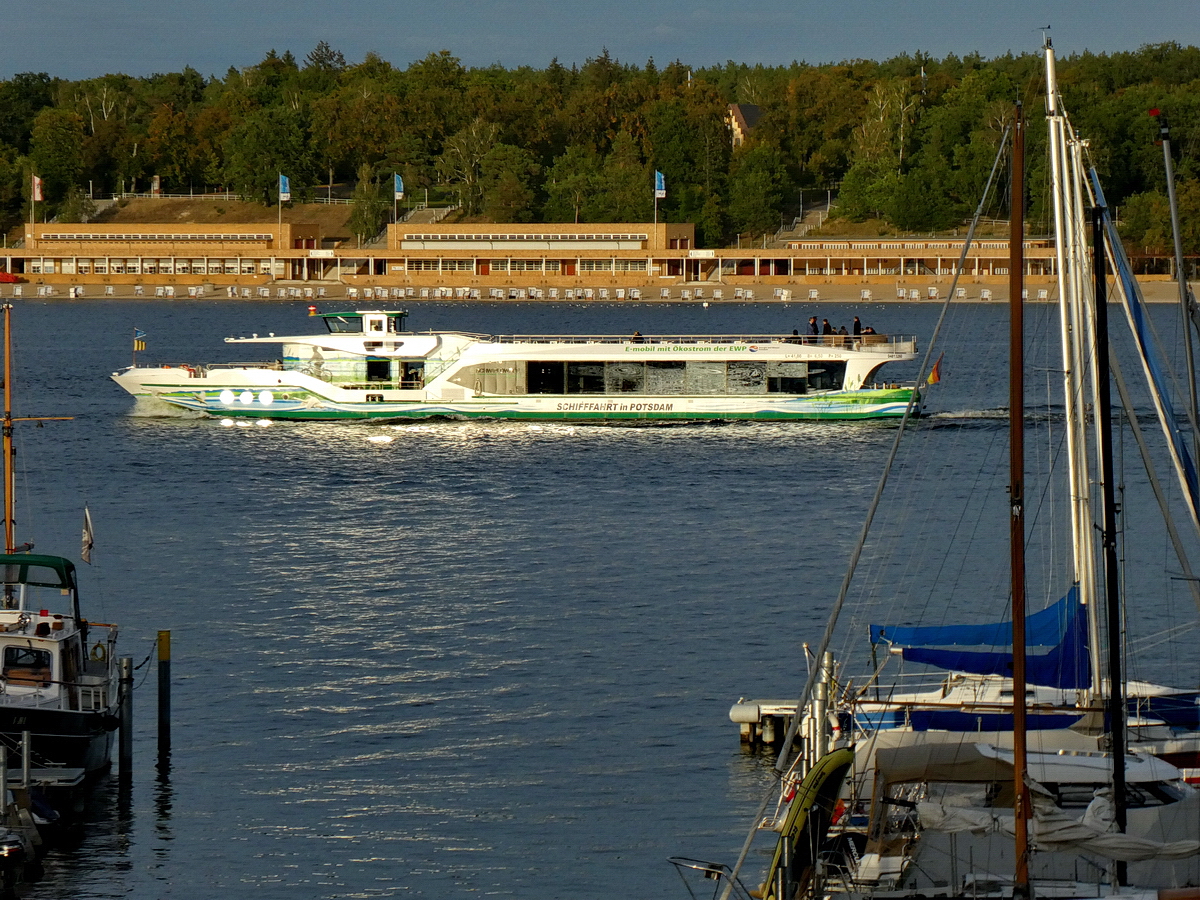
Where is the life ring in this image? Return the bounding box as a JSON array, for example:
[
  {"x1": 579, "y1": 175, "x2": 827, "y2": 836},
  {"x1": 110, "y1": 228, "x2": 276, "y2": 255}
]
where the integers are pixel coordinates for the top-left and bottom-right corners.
[{"x1": 90, "y1": 643, "x2": 107, "y2": 662}]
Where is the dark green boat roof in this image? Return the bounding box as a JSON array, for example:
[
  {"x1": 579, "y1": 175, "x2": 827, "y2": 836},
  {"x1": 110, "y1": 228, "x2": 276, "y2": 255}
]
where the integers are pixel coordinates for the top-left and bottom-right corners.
[{"x1": 0, "y1": 554, "x2": 77, "y2": 589}]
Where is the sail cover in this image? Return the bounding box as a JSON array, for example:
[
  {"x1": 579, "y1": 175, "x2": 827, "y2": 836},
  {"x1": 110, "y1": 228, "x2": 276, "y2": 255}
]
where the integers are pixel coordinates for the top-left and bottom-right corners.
[
  {"x1": 870, "y1": 588, "x2": 1090, "y2": 689},
  {"x1": 870, "y1": 589, "x2": 1077, "y2": 648}
]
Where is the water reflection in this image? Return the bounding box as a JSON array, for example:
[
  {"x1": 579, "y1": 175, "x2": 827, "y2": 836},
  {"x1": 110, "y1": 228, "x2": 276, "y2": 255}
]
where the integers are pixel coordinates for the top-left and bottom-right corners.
[{"x1": 8, "y1": 300, "x2": 1199, "y2": 899}]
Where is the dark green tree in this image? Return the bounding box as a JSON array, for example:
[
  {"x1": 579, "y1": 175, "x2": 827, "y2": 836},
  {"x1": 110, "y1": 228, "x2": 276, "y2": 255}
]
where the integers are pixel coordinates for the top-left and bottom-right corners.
[
  {"x1": 480, "y1": 144, "x2": 540, "y2": 222},
  {"x1": 29, "y1": 108, "x2": 85, "y2": 202},
  {"x1": 348, "y1": 164, "x2": 389, "y2": 241}
]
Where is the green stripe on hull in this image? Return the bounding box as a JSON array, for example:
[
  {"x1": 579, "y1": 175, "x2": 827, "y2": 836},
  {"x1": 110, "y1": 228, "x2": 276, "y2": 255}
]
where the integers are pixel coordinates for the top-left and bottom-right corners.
[
  {"x1": 212, "y1": 409, "x2": 912, "y2": 421},
  {"x1": 155, "y1": 388, "x2": 917, "y2": 422}
]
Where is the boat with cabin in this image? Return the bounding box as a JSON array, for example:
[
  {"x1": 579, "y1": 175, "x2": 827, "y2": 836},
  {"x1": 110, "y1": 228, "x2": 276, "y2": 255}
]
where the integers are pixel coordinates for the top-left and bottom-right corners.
[
  {"x1": 0, "y1": 305, "x2": 119, "y2": 779},
  {"x1": 110, "y1": 310, "x2": 920, "y2": 422}
]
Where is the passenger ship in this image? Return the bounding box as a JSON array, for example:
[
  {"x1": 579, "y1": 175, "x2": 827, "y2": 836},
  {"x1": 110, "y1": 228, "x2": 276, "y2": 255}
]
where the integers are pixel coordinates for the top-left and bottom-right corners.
[{"x1": 112, "y1": 310, "x2": 919, "y2": 421}]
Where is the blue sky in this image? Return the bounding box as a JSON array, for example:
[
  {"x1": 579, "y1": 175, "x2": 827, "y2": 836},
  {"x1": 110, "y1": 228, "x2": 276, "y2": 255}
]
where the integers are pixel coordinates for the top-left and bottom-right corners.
[{"x1": 12, "y1": 0, "x2": 1200, "y2": 80}]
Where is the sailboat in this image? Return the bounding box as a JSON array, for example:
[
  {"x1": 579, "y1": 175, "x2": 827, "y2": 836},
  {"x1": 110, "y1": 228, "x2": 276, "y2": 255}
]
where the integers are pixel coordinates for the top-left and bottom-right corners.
[
  {"x1": 679, "y1": 39, "x2": 1200, "y2": 900},
  {"x1": 827, "y1": 43, "x2": 1200, "y2": 897},
  {"x1": 0, "y1": 304, "x2": 120, "y2": 779}
]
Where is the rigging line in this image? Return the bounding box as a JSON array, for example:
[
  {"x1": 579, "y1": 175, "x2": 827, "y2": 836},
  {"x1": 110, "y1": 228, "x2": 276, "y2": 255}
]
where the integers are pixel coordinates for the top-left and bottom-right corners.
[
  {"x1": 1078, "y1": 144, "x2": 1200, "y2": 460},
  {"x1": 1133, "y1": 629, "x2": 1197, "y2": 657},
  {"x1": 1129, "y1": 275, "x2": 1200, "y2": 445},
  {"x1": 717, "y1": 122, "x2": 1014, "y2": 900},
  {"x1": 1109, "y1": 347, "x2": 1200, "y2": 614},
  {"x1": 1125, "y1": 619, "x2": 1197, "y2": 648}
]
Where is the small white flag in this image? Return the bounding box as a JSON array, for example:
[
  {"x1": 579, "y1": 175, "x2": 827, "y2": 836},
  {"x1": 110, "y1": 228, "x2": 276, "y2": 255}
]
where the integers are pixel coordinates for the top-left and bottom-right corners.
[
  {"x1": 31, "y1": 175, "x2": 43, "y2": 203},
  {"x1": 81, "y1": 506, "x2": 94, "y2": 564}
]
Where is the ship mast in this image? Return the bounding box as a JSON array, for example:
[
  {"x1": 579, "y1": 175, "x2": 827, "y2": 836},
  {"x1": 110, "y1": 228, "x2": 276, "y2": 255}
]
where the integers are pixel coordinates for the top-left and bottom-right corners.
[
  {"x1": 1008, "y1": 101, "x2": 1031, "y2": 900},
  {"x1": 1, "y1": 304, "x2": 71, "y2": 590},
  {"x1": 2, "y1": 303, "x2": 19, "y2": 560}
]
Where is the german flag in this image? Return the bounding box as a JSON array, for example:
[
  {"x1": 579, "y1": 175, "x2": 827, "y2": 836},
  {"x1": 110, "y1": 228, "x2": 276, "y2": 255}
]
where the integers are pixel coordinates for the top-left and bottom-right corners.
[{"x1": 926, "y1": 352, "x2": 944, "y2": 385}]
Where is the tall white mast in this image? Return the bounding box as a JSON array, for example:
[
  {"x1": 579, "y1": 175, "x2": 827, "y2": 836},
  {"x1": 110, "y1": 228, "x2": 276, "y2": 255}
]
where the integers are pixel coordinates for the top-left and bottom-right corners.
[{"x1": 1044, "y1": 40, "x2": 1104, "y2": 693}]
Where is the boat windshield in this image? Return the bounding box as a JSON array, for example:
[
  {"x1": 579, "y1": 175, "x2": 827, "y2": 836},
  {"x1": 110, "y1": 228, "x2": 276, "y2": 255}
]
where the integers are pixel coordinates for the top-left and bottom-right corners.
[
  {"x1": 324, "y1": 316, "x2": 363, "y2": 334},
  {"x1": 3, "y1": 646, "x2": 52, "y2": 686}
]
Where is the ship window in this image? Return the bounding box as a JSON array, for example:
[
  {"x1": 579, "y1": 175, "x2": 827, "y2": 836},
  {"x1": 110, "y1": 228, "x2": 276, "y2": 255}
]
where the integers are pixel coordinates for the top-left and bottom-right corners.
[
  {"x1": 605, "y1": 362, "x2": 644, "y2": 393},
  {"x1": 767, "y1": 361, "x2": 808, "y2": 394},
  {"x1": 324, "y1": 316, "x2": 363, "y2": 334},
  {"x1": 645, "y1": 361, "x2": 686, "y2": 394},
  {"x1": 527, "y1": 361, "x2": 565, "y2": 394},
  {"x1": 726, "y1": 362, "x2": 767, "y2": 394},
  {"x1": 686, "y1": 361, "x2": 727, "y2": 394},
  {"x1": 807, "y1": 361, "x2": 847, "y2": 391},
  {"x1": 566, "y1": 363, "x2": 605, "y2": 394},
  {"x1": 366, "y1": 359, "x2": 391, "y2": 382},
  {"x1": 401, "y1": 362, "x2": 425, "y2": 387},
  {"x1": 3, "y1": 647, "x2": 52, "y2": 686}
]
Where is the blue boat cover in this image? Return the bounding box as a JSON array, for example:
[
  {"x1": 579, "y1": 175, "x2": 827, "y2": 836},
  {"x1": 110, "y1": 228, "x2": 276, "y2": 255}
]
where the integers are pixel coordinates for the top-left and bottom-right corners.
[
  {"x1": 870, "y1": 588, "x2": 1077, "y2": 648},
  {"x1": 870, "y1": 587, "x2": 1091, "y2": 690}
]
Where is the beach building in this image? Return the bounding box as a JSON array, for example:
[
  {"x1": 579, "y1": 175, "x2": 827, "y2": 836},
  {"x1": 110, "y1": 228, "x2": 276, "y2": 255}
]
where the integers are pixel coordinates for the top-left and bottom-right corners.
[{"x1": 1, "y1": 220, "x2": 1183, "y2": 292}]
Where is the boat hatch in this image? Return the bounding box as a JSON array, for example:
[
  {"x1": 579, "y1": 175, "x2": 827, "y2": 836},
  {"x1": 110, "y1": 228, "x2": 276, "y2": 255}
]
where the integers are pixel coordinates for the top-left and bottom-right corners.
[{"x1": 2, "y1": 646, "x2": 52, "y2": 687}]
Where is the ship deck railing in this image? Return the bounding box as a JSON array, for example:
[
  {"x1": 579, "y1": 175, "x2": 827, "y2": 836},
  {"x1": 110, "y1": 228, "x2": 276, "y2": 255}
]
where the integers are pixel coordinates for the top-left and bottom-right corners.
[
  {"x1": 477, "y1": 332, "x2": 915, "y2": 349},
  {"x1": 204, "y1": 361, "x2": 284, "y2": 372}
]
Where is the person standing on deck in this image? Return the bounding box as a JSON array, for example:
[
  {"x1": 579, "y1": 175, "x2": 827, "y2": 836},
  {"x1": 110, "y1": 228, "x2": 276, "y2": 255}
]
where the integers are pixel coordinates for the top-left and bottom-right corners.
[
  {"x1": 808, "y1": 316, "x2": 819, "y2": 335},
  {"x1": 853, "y1": 316, "x2": 862, "y2": 336},
  {"x1": 822, "y1": 319, "x2": 833, "y2": 335}
]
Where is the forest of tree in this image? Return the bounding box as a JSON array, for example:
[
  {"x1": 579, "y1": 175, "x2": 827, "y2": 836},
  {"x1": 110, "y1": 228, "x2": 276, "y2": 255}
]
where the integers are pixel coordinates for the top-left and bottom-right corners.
[{"x1": 4, "y1": 41, "x2": 1200, "y2": 251}]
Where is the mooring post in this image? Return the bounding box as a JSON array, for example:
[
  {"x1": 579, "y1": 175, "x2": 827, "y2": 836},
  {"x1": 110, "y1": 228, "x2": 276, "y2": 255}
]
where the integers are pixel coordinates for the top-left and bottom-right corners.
[
  {"x1": 119, "y1": 656, "x2": 134, "y2": 778},
  {"x1": 157, "y1": 631, "x2": 171, "y2": 764},
  {"x1": 20, "y1": 732, "x2": 29, "y2": 793}
]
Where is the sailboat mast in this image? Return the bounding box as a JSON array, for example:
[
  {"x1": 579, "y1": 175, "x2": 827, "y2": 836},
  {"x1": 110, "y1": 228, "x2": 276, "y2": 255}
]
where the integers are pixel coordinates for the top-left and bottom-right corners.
[
  {"x1": 1009, "y1": 101, "x2": 1031, "y2": 900},
  {"x1": 2, "y1": 303, "x2": 13, "y2": 559},
  {"x1": 1045, "y1": 40, "x2": 1104, "y2": 694},
  {"x1": 1093, "y1": 206, "x2": 1128, "y2": 886}
]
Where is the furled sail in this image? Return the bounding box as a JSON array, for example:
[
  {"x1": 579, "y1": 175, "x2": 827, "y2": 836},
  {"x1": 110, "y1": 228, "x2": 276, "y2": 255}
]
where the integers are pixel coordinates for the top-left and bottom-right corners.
[{"x1": 870, "y1": 588, "x2": 1090, "y2": 689}]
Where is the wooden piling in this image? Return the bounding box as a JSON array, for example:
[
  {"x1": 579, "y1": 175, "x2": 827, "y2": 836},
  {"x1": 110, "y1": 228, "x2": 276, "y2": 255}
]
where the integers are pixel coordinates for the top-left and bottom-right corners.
[
  {"x1": 19, "y1": 733, "x2": 29, "y2": 793},
  {"x1": 157, "y1": 631, "x2": 170, "y2": 763},
  {"x1": 119, "y1": 657, "x2": 133, "y2": 778}
]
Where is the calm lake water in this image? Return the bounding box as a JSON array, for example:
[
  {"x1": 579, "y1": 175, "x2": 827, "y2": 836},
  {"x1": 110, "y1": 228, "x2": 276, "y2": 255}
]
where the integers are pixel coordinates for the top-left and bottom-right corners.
[{"x1": 4, "y1": 298, "x2": 1196, "y2": 899}]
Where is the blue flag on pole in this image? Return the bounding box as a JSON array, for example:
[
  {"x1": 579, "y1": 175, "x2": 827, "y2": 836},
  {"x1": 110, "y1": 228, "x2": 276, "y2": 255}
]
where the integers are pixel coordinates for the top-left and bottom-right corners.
[
  {"x1": 394, "y1": 173, "x2": 405, "y2": 200},
  {"x1": 133, "y1": 328, "x2": 146, "y2": 339},
  {"x1": 279, "y1": 174, "x2": 291, "y2": 202},
  {"x1": 654, "y1": 170, "x2": 666, "y2": 199}
]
